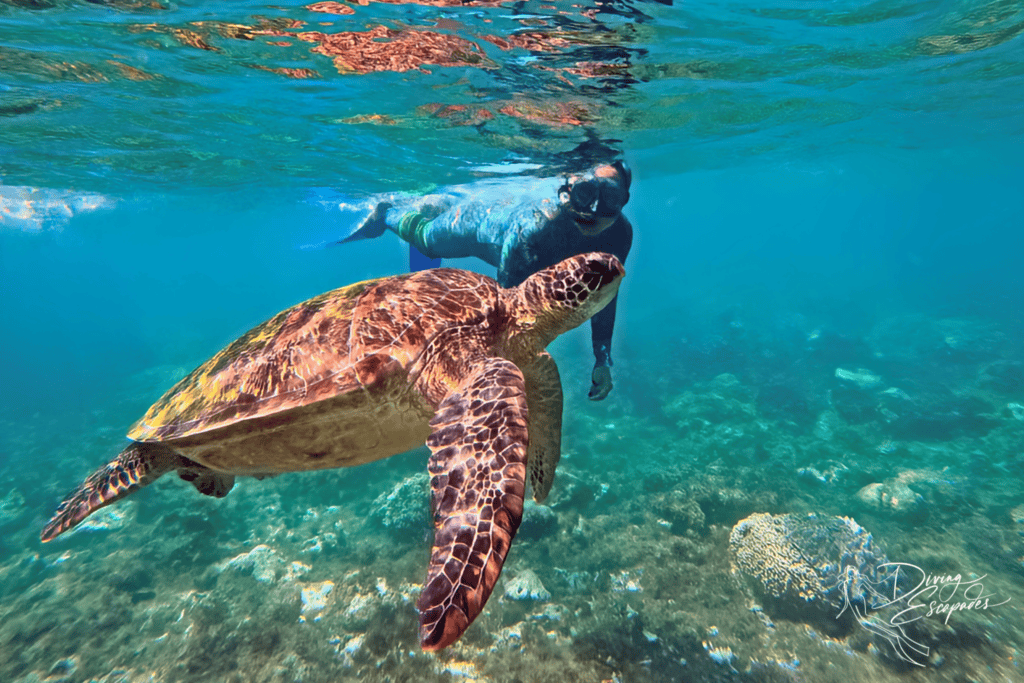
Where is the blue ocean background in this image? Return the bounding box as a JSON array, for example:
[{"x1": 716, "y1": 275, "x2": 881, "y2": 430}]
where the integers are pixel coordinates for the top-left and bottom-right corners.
[{"x1": 2, "y1": 1, "x2": 1023, "y2": 681}]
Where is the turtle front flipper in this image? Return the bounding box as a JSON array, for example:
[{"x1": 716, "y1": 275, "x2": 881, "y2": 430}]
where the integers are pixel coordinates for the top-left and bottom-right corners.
[
  {"x1": 521, "y1": 351, "x2": 563, "y2": 503},
  {"x1": 41, "y1": 442, "x2": 196, "y2": 542},
  {"x1": 417, "y1": 357, "x2": 529, "y2": 651}
]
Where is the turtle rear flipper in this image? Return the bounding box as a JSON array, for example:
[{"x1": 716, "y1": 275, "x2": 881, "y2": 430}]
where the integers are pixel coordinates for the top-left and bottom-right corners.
[
  {"x1": 176, "y1": 467, "x2": 235, "y2": 498},
  {"x1": 40, "y1": 442, "x2": 206, "y2": 542},
  {"x1": 417, "y1": 357, "x2": 528, "y2": 651}
]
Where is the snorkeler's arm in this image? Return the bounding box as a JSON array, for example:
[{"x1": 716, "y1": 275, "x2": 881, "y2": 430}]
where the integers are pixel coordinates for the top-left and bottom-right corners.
[
  {"x1": 590, "y1": 295, "x2": 618, "y2": 368},
  {"x1": 591, "y1": 215, "x2": 632, "y2": 362},
  {"x1": 588, "y1": 291, "x2": 619, "y2": 400},
  {"x1": 587, "y1": 216, "x2": 632, "y2": 400}
]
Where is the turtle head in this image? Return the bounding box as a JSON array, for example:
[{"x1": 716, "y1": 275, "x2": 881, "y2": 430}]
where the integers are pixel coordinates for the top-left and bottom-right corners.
[{"x1": 505, "y1": 252, "x2": 625, "y2": 350}]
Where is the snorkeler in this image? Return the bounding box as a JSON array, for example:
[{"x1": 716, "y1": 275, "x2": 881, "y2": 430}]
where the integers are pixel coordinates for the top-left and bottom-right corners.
[{"x1": 339, "y1": 160, "x2": 633, "y2": 401}]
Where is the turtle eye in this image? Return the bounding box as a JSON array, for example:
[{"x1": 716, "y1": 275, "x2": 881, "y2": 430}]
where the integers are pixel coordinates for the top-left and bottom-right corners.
[
  {"x1": 581, "y1": 271, "x2": 601, "y2": 291},
  {"x1": 582, "y1": 257, "x2": 621, "y2": 290}
]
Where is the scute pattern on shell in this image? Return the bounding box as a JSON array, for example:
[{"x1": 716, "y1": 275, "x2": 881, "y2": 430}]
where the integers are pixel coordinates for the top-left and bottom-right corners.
[
  {"x1": 129, "y1": 280, "x2": 375, "y2": 441},
  {"x1": 129, "y1": 268, "x2": 503, "y2": 442}
]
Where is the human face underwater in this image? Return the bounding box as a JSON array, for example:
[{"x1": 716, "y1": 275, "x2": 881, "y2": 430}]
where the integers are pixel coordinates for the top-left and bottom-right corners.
[{"x1": 563, "y1": 163, "x2": 630, "y2": 236}]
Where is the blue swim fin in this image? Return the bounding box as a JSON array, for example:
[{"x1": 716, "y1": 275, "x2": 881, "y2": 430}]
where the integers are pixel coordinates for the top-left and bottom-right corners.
[{"x1": 409, "y1": 244, "x2": 442, "y2": 271}]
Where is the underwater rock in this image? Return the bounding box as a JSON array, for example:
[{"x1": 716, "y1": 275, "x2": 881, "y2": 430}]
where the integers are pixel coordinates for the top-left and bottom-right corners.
[
  {"x1": 1009, "y1": 508, "x2": 1024, "y2": 564},
  {"x1": 835, "y1": 367, "x2": 883, "y2": 390},
  {"x1": 854, "y1": 468, "x2": 960, "y2": 520},
  {"x1": 812, "y1": 409, "x2": 842, "y2": 441},
  {"x1": 329, "y1": 574, "x2": 419, "y2": 631},
  {"x1": 755, "y1": 374, "x2": 817, "y2": 426},
  {"x1": 1012, "y1": 505, "x2": 1024, "y2": 530},
  {"x1": 0, "y1": 553, "x2": 50, "y2": 597},
  {"x1": 663, "y1": 373, "x2": 757, "y2": 429},
  {"x1": 548, "y1": 470, "x2": 609, "y2": 512},
  {"x1": 336, "y1": 633, "x2": 367, "y2": 668},
  {"x1": 652, "y1": 490, "x2": 706, "y2": 536},
  {"x1": 504, "y1": 568, "x2": 551, "y2": 601},
  {"x1": 830, "y1": 384, "x2": 880, "y2": 424},
  {"x1": 854, "y1": 480, "x2": 925, "y2": 518},
  {"x1": 663, "y1": 373, "x2": 775, "y2": 468},
  {"x1": 107, "y1": 567, "x2": 153, "y2": 594},
  {"x1": 796, "y1": 461, "x2": 848, "y2": 487},
  {"x1": 532, "y1": 603, "x2": 568, "y2": 622},
  {"x1": 880, "y1": 386, "x2": 912, "y2": 401},
  {"x1": 960, "y1": 513, "x2": 1024, "y2": 579},
  {"x1": 554, "y1": 567, "x2": 596, "y2": 595},
  {"x1": 797, "y1": 467, "x2": 829, "y2": 485},
  {"x1": 0, "y1": 489, "x2": 28, "y2": 530},
  {"x1": 729, "y1": 512, "x2": 896, "y2": 616},
  {"x1": 855, "y1": 483, "x2": 885, "y2": 507},
  {"x1": 63, "y1": 506, "x2": 130, "y2": 538},
  {"x1": 518, "y1": 500, "x2": 558, "y2": 541},
  {"x1": 702, "y1": 641, "x2": 737, "y2": 670},
  {"x1": 368, "y1": 472, "x2": 430, "y2": 532},
  {"x1": 300, "y1": 531, "x2": 343, "y2": 556},
  {"x1": 867, "y1": 315, "x2": 1006, "y2": 365},
  {"x1": 978, "y1": 360, "x2": 1024, "y2": 394},
  {"x1": 299, "y1": 580, "x2": 334, "y2": 623},
  {"x1": 341, "y1": 591, "x2": 378, "y2": 630},
  {"x1": 687, "y1": 475, "x2": 768, "y2": 527},
  {"x1": 216, "y1": 544, "x2": 285, "y2": 583},
  {"x1": 14, "y1": 655, "x2": 79, "y2": 683},
  {"x1": 888, "y1": 394, "x2": 998, "y2": 441},
  {"x1": 935, "y1": 318, "x2": 1008, "y2": 362}
]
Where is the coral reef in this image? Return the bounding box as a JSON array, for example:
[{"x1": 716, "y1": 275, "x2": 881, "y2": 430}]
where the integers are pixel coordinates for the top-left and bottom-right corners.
[
  {"x1": 503, "y1": 569, "x2": 551, "y2": 601},
  {"x1": 368, "y1": 472, "x2": 431, "y2": 533},
  {"x1": 652, "y1": 489, "x2": 706, "y2": 536},
  {"x1": 2, "y1": 308, "x2": 1023, "y2": 683},
  {"x1": 0, "y1": 490, "x2": 27, "y2": 531},
  {"x1": 729, "y1": 513, "x2": 896, "y2": 614}
]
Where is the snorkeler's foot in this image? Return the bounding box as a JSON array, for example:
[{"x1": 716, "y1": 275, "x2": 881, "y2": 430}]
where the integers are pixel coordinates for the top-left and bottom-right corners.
[
  {"x1": 338, "y1": 201, "x2": 392, "y2": 243},
  {"x1": 588, "y1": 365, "x2": 613, "y2": 401}
]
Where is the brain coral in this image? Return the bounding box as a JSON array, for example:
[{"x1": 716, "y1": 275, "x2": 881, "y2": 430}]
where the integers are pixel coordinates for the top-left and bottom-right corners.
[{"x1": 729, "y1": 512, "x2": 896, "y2": 611}]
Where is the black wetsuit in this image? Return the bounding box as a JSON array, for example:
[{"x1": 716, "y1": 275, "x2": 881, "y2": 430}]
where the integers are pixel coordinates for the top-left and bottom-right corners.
[
  {"x1": 497, "y1": 212, "x2": 631, "y2": 369},
  {"x1": 383, "y1": 178, "x2": 632, "y2": 370}
]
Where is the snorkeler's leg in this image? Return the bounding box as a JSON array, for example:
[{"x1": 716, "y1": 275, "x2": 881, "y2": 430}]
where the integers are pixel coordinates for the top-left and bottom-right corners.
[
  {"x1": 340, "y1": 205, "x2": 453, "y2": 270},
  {"x1": 398, "y1": 202, "x2": 504, "y2": 268},
  {"x1": 337, "y1": 192, "x2": 451, "y2": 245},
  {"x1": 395, "y1": 212, "x2": 436, "y2": 263}
]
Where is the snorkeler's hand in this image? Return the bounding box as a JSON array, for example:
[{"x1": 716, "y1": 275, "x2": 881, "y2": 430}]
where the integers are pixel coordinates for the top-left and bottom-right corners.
[
  {"x1": 339, "y1": 201, "x2": 392, "y2": 243},
  {"x1": 588, "y1": 365, "x2": 613, "y2": 401}
]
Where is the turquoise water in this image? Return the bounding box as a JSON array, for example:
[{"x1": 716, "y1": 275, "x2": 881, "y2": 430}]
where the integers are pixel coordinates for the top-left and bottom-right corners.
[{"x1": 2, "y1": 1, "x2": 1023, "y2": 681}]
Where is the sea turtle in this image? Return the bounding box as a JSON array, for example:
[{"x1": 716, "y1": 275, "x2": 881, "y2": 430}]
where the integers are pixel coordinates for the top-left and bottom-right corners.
[{"x1": 41, "y1": 251, "x2": 625, "y2": 651}]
